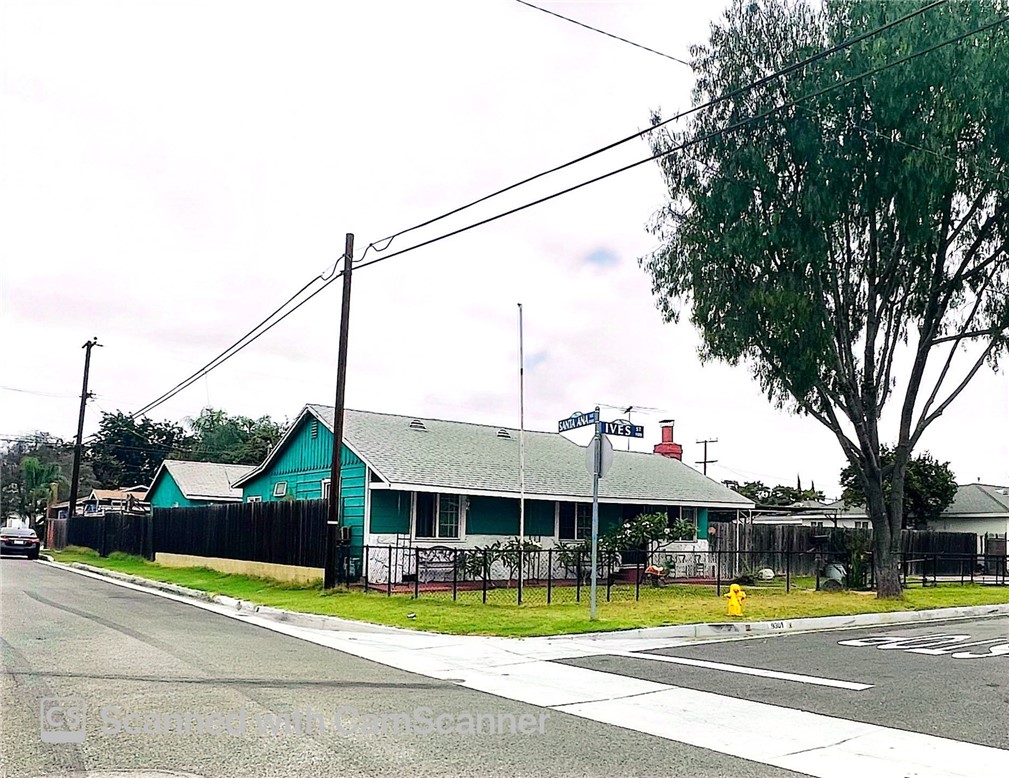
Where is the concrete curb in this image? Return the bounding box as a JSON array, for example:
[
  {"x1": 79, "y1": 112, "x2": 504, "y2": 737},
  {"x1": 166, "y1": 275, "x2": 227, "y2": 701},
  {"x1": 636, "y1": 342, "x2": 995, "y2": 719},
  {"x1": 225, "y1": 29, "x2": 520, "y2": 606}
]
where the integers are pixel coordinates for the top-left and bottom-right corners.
[
  {"x1": 555, "y1": 603, "x2": 1009, "y2": 643},
  {"x1": 45, "y1": 560, "x2": 407, "y2": 635},
  {"x1": 44, "y1": 559, "x2": 1009, "y2": 640}
]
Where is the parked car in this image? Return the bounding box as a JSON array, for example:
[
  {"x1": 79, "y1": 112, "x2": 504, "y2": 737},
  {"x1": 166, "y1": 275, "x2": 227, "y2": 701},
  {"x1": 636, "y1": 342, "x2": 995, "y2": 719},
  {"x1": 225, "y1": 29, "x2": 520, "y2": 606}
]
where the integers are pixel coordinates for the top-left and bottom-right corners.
[{"x1": 0, "y1": 527, "x2": 41, "y2": 559}]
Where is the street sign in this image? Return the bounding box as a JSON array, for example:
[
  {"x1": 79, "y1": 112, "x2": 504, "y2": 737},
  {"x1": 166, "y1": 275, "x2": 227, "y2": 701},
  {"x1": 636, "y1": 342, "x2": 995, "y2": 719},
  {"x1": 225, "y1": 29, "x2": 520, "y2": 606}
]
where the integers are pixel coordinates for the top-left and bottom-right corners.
[
  {"x1": 599, "y1": 419, "x2": 644, "y2": 438},
  {"x1": 558, "y1": 410, "x2": 599, "y2": 433},
  {"x1": 585, "y1": 434, "x2": 614, "y2": 478}
]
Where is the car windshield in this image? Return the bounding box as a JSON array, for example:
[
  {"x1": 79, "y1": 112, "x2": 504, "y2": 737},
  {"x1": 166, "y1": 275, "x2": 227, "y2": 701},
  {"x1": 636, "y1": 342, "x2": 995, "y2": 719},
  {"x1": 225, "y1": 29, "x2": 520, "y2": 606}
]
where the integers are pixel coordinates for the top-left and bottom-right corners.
[{"x1": 1, "y1": 528, "x2": 37, "y2": 538}]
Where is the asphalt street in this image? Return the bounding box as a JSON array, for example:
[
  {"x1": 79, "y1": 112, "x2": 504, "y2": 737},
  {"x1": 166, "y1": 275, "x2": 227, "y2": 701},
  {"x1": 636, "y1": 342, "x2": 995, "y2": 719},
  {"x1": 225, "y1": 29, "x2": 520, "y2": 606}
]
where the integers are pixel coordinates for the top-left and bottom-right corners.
[
  {"x1": 0, "y1": 559, "x2": 800, "y2": 778},
  {"x1": 560, "y1": 615, "x2": 1009, "y2": 749}
]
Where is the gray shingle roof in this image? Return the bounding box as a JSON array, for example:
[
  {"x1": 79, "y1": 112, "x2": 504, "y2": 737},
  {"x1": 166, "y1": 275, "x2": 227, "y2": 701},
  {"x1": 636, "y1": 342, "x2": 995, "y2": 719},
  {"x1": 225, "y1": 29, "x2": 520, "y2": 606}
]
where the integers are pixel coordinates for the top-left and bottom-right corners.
[
  {"x1": 159, "y1": 460, "x2": 255, "y2": 501},
  {"x1": 306, "y1": 404, "x2": 752, "y2": 507},
  {"x1": 944, "y1": 483, "x2": 1009, "y2": 516}
]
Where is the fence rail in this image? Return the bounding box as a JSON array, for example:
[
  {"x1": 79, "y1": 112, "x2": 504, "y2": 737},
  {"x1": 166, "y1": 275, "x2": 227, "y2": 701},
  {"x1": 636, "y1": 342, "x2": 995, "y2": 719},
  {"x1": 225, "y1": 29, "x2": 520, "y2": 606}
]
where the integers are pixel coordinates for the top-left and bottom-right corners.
[
  {"x1": 44, "y1": 502, "x2": 1006, "y2": 605},
  {"x1": 336, "y1": 545, "x2": 1008, "y2": 604}
]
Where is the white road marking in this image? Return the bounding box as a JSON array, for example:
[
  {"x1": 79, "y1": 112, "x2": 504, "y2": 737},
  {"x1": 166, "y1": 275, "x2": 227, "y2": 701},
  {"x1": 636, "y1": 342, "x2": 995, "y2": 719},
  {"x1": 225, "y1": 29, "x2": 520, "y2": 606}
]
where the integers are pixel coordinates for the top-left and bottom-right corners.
[
  {"x1": 839, "y1": 632, "x2": 1009, "y2": 659},
  {"x1": 602, "y1": 649, "x2": 873, "y2": 690},
  {"x1": 41, "y1": 562, "x2": 1009, "y2": 778}
]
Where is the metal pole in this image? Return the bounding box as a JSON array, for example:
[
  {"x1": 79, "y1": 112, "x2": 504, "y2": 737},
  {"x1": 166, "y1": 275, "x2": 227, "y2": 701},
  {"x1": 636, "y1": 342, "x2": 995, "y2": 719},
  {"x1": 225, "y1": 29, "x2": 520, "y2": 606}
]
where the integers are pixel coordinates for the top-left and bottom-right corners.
[
  {"x1": 590, "y1": 406, "x2": 601, "y2": 621},
  {"x1": 325, "y1": 233, "x2": 354, "y2": 589},
  {"x1": 517, "y1": 303, "x2": 526, "y2": 593},
  {"x1": 68, "y1": 338, "x2": 100, "y2": 524}
]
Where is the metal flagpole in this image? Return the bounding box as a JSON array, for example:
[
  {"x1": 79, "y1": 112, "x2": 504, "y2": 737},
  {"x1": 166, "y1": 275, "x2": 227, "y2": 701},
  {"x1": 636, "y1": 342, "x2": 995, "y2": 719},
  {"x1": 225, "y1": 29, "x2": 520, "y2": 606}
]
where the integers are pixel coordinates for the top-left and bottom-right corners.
[
  {"x1": 590, "y1": 405, "x2": 601, "y2": 621},
  {"x1": 518, "y1": 303, "x2": 525, "y2": 543},
  {"x1": 518, "y1": 304, "x2": 526, "y2": 598}
]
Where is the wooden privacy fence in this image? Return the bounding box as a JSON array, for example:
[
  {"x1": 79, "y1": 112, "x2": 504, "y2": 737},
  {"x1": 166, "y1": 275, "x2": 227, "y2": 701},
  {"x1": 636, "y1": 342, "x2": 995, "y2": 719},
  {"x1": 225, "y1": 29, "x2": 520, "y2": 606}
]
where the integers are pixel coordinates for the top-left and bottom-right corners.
[
  {"x1": 50, "y1": 502, "x2": 327, "y2": 568},
  {"x1": 153, "y1": 501, "x2": 328, "y2": 568},
  {"x1": 716, "y1": 523, "x2": 979, "y2": 577},
  {"x1": 62, "y1": 512, "x2": 154, "y2": 558}
]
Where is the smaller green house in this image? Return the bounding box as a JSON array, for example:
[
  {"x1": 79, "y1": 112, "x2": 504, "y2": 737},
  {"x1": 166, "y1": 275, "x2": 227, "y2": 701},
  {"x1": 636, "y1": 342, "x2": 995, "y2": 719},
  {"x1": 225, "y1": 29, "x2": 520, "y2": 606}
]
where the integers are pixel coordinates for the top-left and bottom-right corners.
[{"x1": 147, "y1": 460, "x2": 255, "y2": 509}]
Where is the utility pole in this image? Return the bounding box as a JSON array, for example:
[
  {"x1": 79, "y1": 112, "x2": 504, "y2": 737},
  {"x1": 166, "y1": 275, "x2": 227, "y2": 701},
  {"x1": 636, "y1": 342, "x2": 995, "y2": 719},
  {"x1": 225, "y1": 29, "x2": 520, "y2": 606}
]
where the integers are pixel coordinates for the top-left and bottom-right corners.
[
  {"x1": 325, "y1": 233, "x2": 354, "y2": 589},
  {"x1": 68, "y1": 338, "x2": 101, "y2": 522},
  {"x1": 695, "y1": 437, "x2": 718, "y2": 476}
]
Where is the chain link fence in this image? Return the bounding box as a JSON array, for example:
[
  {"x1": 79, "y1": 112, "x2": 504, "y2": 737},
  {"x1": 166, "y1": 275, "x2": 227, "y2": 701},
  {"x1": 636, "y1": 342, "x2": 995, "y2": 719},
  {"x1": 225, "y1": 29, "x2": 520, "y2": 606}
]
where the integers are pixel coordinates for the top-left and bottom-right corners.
[{"x1": 337, "y1": 545, "x2": 1008, "y2": 603}]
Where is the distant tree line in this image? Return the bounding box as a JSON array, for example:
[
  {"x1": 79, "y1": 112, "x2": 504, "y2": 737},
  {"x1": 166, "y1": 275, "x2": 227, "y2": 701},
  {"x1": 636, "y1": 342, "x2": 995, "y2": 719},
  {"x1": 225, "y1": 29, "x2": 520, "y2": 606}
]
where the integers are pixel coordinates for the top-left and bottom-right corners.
[{"x1": 1, "y1": 408, "x2": 286, "y2": 527}]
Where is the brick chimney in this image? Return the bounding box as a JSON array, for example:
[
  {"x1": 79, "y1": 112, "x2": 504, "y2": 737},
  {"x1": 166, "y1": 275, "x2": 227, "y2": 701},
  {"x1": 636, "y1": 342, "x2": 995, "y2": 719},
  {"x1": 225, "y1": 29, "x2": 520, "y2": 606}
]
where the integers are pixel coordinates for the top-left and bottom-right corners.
[{"x1": 653, "y1": 423, "x2": 683, "y2": 460}]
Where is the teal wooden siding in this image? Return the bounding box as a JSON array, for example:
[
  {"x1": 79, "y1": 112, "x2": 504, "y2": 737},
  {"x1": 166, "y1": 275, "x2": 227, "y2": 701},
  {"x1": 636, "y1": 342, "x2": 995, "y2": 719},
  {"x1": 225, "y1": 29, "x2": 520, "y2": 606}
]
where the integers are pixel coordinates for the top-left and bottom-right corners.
[
  {"x1": 697, "y1": 507, "x2": 709, "y2": 538},
  {"x1": 370, "y1": 490, "x2": 410, "y2": 534},
  {"x1": 526, "y1": 500, "x2": 555, "y2": 536},
  {"x1": 241, "y1": 416, "x2": 366, "y2": 544},
  {"x1": 466, "y1": 496, "x2": 517, "y2": 535},
  {"x1": 465, "y1": 497, "x2": 556, "y2": 536},
  {"x1": 147, "y1": 472, "x2": 197, "y2": 509},
  {"x1": 599, "y1": 503, "x2": 623, "y2": 534}
]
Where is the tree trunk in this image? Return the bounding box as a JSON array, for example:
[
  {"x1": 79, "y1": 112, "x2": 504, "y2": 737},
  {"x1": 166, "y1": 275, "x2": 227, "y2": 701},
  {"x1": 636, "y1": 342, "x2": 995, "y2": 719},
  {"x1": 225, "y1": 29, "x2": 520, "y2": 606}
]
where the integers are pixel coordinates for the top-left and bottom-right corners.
[{"x1": 864, "y1": 468, "x2": 903, "y2": 598}]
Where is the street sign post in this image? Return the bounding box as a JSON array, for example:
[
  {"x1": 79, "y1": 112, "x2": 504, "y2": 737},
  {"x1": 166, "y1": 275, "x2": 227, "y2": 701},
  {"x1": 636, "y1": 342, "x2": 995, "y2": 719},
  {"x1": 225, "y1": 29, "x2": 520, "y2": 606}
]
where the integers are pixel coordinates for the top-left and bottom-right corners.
[
  {"x1": 560, "y1": 409, "x2": 645, "y2": 621},
  {"x1": 586, "y1": 434, "x2": 614, "y2": 478}
]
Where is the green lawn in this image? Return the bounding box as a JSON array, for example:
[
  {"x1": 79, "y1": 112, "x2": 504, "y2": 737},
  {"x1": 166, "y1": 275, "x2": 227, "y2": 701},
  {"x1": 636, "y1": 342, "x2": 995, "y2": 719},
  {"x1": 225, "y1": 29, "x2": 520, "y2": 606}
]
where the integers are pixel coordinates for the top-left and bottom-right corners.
[{"x1": 49, "y1": 548, "x2": 1009, "y2": 638}]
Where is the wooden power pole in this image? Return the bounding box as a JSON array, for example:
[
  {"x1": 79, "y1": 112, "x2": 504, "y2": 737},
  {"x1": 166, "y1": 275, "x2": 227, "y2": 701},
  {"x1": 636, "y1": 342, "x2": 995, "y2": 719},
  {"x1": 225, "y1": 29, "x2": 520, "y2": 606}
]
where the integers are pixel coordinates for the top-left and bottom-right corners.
[
  {"x1": 325, "y1": 234, "x2": 354, "y2": 589},
  {"x1": 68, "y1": 338, "x2": 101, "y2": 522}
]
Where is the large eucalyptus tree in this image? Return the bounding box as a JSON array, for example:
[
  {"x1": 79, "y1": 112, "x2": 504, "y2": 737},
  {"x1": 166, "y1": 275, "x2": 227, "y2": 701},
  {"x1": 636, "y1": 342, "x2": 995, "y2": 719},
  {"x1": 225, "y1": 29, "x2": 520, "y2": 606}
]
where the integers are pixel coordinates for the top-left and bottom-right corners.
[{"x1": 642, "y1": 0, "x2": 1009, "y2": 595}]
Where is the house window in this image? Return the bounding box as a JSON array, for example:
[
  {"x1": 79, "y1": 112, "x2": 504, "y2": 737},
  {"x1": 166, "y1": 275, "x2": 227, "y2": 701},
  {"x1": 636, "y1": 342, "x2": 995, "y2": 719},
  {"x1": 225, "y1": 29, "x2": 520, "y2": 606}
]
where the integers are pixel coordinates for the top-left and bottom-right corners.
[
  {"x1": 854, "y1": 521, "x2": 869, "y2": 530},
  {"x1": 559, "y1": 503, "x2": 593, "y2": 540},
  {"x1": 272, "y1": 482, "x2": 288, "y2": 498},
  {"x1": 438, "y1": 495, "x2": 460, "y2": 538},
  {"x1": 810, "y1": 521, "x2": 824, "y2": 529},
  {"x1": 247, "y1": 496, "x2": 262, "y2": 503},
  {"x1": 322, "y1": 479, "x2": 331, "y2": 500},
  {"x1": 675, "y1": 507, "x2": 697, "y2": 541},
  {"x1": 415, "y1": 493, "x2": 462, "y2": 539}
]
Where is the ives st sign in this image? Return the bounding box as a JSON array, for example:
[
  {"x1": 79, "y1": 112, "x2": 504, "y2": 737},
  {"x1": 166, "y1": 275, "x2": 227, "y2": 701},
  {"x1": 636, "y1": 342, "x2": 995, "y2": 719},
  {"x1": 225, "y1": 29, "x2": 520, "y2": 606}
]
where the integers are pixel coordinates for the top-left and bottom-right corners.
[{"x1": 598, "y1": 419, "x2": 644, "y2": 438}]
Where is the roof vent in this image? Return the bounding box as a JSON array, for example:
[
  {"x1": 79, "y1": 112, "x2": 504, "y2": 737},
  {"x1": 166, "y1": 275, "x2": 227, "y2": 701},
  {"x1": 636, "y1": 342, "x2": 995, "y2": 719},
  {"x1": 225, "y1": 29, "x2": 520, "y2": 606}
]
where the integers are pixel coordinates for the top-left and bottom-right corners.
[
  {"x1": 408, "y1": 419, "x2": 427, "y2": 431},
  {"x1": 496, "y1": 429, "x2": 512, "y2": 439}
]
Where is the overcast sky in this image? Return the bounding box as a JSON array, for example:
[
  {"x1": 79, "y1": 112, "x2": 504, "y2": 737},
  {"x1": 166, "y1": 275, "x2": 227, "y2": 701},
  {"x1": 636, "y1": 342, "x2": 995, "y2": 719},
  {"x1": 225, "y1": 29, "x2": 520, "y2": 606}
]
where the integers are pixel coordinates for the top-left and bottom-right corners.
[{"x1": 2, "y1": 0, "x2": 1007, "y2": 498}]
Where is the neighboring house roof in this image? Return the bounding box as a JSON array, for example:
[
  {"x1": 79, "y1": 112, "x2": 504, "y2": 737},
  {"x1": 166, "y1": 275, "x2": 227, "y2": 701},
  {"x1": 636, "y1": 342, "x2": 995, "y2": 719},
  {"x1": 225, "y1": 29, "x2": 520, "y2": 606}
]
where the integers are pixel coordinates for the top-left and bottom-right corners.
[
  {"x1": 235, "y1": 404, "x2": 754, "y2": 508},
  {"x1": 87, "y1": 488, "x2": 148, "y2": 502},
  {"x1": 942, "y1": 483, "x2": 1009, "y2": 518},
  {"x1": 790, "y1": 485, "x2": 1009, "y2": 524},
  {"x1": 150, "y1": 460, "x2": 255, "y2": 502},
  {"x1": 788, "y1": 499, "x2": 829, "y2": 510}
]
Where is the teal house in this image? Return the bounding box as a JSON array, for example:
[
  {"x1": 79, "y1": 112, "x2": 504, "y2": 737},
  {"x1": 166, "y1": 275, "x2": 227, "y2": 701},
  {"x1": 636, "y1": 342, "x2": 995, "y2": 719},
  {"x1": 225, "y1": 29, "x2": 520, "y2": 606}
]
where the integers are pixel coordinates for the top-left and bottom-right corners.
[
  {"x1": 232, "y1": 405, "x2": 753, "y2": 582},
  {"x1": 147, "y1": 460, "x2": 255, "y2": 509}
]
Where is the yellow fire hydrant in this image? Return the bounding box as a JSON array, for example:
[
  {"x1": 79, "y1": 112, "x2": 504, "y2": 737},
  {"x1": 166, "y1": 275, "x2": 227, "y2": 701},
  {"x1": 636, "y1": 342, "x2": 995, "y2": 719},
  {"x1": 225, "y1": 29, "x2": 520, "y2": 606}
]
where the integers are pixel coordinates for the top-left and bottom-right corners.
[{"x1": 725, "y1": 583, "x2": 746, "y2": 617}]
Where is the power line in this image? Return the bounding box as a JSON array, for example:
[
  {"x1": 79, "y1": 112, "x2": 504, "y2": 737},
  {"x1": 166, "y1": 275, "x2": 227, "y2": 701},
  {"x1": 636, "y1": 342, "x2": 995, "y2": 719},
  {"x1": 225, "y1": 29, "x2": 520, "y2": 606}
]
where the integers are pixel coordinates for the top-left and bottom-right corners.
[
  {"x1": 512, "y1": 0, "x2": 691, "y2": 66},
  {"x1": 128, "y1": 268, "x2": 343, "y2": 420},
  {"x1": 357, "y1": 0, "x2": 948, "y2": 262},
  {"x1": 125, "y1": 2, "x2": 975, "y2": 421},
  {"x1": 353, "y1": 11, "x2": 1008, "y2": 275}
]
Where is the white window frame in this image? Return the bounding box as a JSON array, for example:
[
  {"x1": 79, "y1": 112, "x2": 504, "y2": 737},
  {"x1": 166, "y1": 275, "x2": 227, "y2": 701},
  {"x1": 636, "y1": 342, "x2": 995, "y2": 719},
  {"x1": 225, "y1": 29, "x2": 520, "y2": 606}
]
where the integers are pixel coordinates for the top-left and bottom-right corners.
[
  {"x1": 810, "y1": 520, "x2": 824, "y2": 529},
  {"x1": 854, "y1": 520, "x2": 870, "y2": 530},
  {"x1": 556, "y1": 502, "x2": 592, "y2": 542},
  {"x1": 412, "y1": 493, "x2": 465, "y2": 541},
  {"x1": 273, "y1": 482, "x2": 288, "y2": 498},
  {"x1": 674, "y1": 507, "x2": 698, "y2": 541},
  {"x1": 247, "y1": 496, "x2": 262, "y2": 503},
  {"x1": 321, "y1": 479, "x2": 331, "y2": 500},
  {"x1": 574, "y1": 503, "x2": 592, "y2": 540}
]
